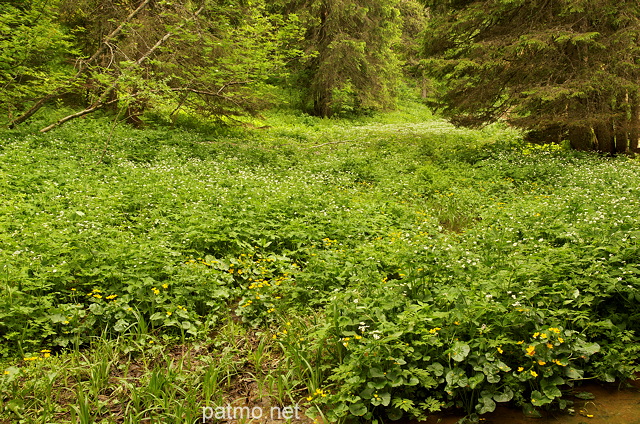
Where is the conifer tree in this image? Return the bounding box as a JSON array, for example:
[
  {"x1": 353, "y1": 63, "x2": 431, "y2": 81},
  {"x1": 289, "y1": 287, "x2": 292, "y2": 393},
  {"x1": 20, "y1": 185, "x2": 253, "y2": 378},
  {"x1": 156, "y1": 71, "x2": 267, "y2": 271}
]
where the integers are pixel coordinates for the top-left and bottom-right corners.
[
  {"x1": 424, "y1": 0, "x2": 640, "y2": 153},
  {"x1": 281, "y1": 0, "x2": 403, "y2": 117}
]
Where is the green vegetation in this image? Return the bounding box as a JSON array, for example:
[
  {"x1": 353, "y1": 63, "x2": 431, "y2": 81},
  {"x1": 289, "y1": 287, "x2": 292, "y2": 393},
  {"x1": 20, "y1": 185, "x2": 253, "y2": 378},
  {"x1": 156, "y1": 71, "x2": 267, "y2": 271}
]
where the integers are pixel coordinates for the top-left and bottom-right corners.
[
  {"x1": 1, "y1": 101, "x2": 639, "y2": 423},
  {"x1": 2, "y1": 2, "x2": 640, "y2": 422},
  {"x1": 424, "y1": 0, "x2": 640, "y2": 153}
]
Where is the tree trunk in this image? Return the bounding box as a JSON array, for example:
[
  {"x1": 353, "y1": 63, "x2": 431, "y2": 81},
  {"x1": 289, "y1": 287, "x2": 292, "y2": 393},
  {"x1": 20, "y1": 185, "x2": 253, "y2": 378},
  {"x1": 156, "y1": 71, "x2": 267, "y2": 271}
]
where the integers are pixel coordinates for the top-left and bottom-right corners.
[
  {"x1": 631, "y1": 92, "x2": 640, "y2": 152},
  {"x1": 614, "y1": 123, "x2": 628, "y2": 154},
  {"x1": 593, "y1": 121, "x2": 615, "y2": 154},
  {"x1": 568, "y1": 126, "x2": 593, "y2": 151}
]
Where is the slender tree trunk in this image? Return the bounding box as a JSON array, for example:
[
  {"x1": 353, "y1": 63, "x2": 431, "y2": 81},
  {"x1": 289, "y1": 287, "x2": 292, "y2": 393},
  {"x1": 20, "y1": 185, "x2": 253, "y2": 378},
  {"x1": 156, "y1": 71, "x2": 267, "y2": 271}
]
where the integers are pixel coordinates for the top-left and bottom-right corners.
[
  {"x1": 631, "y1": 91, "x2": 640, "y2": 152},
  {"x1": 614, "y1": 122, "x2": 628, "y2": 154},
  {"x1": 421, "y1": 70, "x2": 429, "y2": 99}
]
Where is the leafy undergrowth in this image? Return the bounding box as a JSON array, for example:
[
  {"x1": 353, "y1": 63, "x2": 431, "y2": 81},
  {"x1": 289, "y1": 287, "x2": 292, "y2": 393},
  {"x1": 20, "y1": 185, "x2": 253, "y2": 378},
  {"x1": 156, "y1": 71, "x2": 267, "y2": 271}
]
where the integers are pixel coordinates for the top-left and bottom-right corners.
[{"x1": 0, "y1": 104, "x2": 639, "y2": 423}]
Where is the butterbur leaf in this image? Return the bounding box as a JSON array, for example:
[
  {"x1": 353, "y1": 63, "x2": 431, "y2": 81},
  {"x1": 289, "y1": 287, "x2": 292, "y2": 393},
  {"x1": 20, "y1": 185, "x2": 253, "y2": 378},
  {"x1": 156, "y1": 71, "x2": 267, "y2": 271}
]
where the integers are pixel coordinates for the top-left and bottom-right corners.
[
  {"x1": 114, "y1": 319, "x2": 129, "y2": 332},
  {"x1": 468, "y1": 373, "x2": 485, "y2": 389},
  {"x1": 565, "y1": 368, "x2": 583, "y2": 379},
  {"x1": 541, "y1": 378, "x2": 562, "y2": 399},
  {"x1": 493, "y1": 387, "x2": 514, "y2": 403},
  {"x1": 450, "y1": 341, "x2": 471, "y2": 362},
  {"x1": 349, "y1": 402, "x2": 367, "y2": 416},
  {"x1": 531, "y1": 390, "x2": 553, "y2": 406},
  {"x1": 369, "y1": 367, "x2": 385, "y2": 378},
  {"x1": 429, "y1": 362, "x2": 445, "y2": 376},
  {"x1": 380, "y1": 392, "x2": 391, "y2": 406},
  {"x1": 476, "y1": 395, "x2": 496, "y2": 414}
]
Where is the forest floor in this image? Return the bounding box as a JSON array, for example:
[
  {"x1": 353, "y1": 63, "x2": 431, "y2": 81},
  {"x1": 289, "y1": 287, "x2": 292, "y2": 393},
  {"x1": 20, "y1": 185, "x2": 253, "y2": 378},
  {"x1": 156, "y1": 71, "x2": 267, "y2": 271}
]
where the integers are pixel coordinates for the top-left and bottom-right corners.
[{"x1": 1, "y1": 103, "x2": 639, "y2": 423}]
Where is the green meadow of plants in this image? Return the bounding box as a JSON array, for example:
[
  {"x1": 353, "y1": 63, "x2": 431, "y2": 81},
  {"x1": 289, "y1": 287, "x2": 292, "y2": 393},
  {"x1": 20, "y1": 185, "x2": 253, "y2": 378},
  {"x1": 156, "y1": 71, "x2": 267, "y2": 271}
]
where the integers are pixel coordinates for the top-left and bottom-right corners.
[{"x1": 1, "y1": 102, "x2": 639, "y2": 423}]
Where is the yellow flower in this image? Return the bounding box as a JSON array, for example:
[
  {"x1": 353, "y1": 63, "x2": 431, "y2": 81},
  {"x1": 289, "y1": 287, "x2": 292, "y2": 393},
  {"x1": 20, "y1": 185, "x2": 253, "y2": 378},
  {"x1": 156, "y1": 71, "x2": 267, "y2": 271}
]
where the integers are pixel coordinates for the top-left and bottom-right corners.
[
  {"x1": 538, "y1": 361, "x2": 546, "y2": 366},
  {"x1": 43, "y1": 353, "x2": 51, "y2": 358},
  {"x1": 516, "y1": 340, "x2": 524, "y2": 345},
  {"x1": 540, "y1": 333, "x2": 547, "y2": 339},
  {"x1": 530, "y1": 370, "x2": 538, "y2": 377},
  {"x1": 151, "y1": 287, "x2": 160, "y2": 295},
  {"x1": 533, "y1": 332, "x2": 540, "y2": 338},
  {"x1": 166, "y1": 311, "x2": 172, "y2": 316},
  {"x1": 547, "y1": 343, "x2": 553, "y2": 349},
  {"x1": 558, "y1": 337, "x2": 564, "y2": 343},
  {"x1": 517, "y1": 367, "x2": 524, "y2": 372},
  {"x1": 161, "y1": 283, "x2": 168, "y2": 289},
  {"x1": 526, "y1": 345, "x2": 536, "y2": 356},
  {"x1": 497, "y1": 347, "x2": 504, "y2": 354}
]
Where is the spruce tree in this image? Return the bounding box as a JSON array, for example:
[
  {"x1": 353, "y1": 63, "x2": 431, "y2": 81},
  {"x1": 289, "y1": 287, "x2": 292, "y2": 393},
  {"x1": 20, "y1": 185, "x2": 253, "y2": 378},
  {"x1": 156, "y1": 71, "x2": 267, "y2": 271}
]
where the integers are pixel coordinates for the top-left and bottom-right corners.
[
  {"x1": 281, "y1": 0, "x2": 402, "y2": 117},
  {"x1": 423, "y1": 0, "x2": 640, "y2": 153}
]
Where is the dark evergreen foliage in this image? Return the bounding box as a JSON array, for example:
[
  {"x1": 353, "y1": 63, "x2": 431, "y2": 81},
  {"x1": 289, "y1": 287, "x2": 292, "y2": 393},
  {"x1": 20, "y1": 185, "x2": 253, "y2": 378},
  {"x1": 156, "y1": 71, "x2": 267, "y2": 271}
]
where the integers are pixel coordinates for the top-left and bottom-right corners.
[{"x1": 424, "y1": 0, "x2": 640, "y2": 153}]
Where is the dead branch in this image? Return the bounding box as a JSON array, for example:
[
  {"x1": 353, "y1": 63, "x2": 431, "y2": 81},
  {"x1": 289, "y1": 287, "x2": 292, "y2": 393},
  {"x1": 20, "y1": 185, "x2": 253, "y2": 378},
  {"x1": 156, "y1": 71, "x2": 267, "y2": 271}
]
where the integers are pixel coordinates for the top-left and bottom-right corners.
[
  {"x1": 8, "y1": 0, "x2": 152, "y2": 128},
  {"x1": 39, "y1": 6, "x2": 204, "y2": 133},
  {"x1": 304, "y1": 140, "x2": 352, "y2": 148}
]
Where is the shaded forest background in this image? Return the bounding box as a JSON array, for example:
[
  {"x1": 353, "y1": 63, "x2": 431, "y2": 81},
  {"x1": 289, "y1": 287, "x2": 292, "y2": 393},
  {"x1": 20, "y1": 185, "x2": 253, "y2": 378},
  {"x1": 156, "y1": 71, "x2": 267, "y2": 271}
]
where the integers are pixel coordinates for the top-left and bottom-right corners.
[{"x1": 2, "y1": 0, "x2": 640, "y2": 153}]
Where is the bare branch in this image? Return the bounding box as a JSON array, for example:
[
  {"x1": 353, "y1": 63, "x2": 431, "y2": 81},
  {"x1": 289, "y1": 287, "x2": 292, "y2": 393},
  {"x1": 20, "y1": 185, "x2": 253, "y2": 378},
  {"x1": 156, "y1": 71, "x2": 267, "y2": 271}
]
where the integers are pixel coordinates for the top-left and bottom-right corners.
[
  {"x1": 8, "y1": 0, "x2": 152, "y2": 128},
  {"x1": 39, "y1": 6, "x2": 205, "y2": 133}
]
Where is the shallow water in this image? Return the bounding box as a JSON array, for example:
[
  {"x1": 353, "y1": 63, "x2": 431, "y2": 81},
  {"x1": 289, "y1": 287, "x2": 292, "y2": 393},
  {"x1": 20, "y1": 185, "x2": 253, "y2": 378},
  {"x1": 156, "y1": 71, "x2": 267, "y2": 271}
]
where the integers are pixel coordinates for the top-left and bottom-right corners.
[{"x1": 416, "y1": 379, "x2": 640, "y2": 424}]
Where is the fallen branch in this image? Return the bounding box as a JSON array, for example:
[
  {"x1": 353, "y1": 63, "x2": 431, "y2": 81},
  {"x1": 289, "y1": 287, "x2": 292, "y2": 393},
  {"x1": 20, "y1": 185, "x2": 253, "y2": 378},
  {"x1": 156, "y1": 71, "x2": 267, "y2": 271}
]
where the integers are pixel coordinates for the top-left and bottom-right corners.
[
  {"x1": 9, "y1": 0, "x2": 152, "y2": 129},
  {"x1": 39, "y1": 6, "x2": 204, "y2": 133},
  {"x1": 304, "y1": 140, "x2": 352, "y2": 148}
]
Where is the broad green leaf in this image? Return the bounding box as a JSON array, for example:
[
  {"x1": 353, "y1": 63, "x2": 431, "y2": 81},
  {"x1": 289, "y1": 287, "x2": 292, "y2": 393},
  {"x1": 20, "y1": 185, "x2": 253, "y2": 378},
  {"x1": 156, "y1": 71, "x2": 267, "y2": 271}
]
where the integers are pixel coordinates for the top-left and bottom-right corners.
[
  {"x1": 531, "y1": 390, "x2": 553, "y2": 407},
  {"x1": 349, "y1": 402, "x2": 367, "y2": 416},
  {"x1": 450, "y1": 341, "x2": 471, "y2": 362}
]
